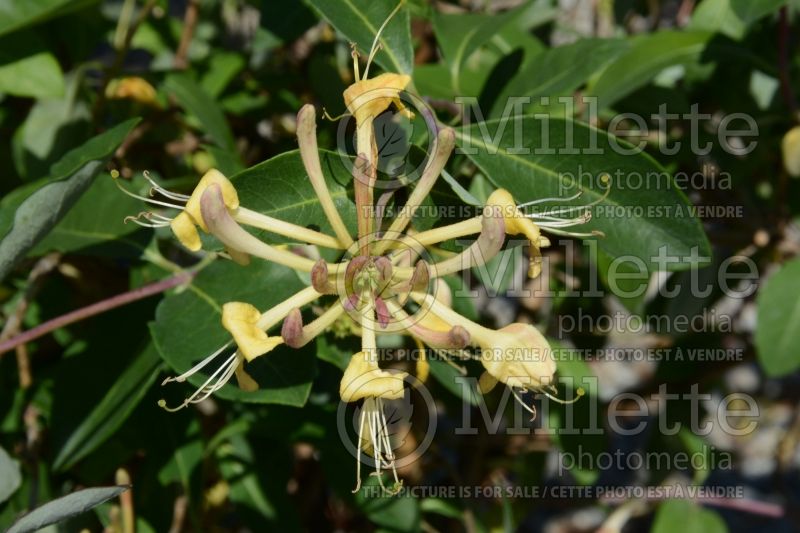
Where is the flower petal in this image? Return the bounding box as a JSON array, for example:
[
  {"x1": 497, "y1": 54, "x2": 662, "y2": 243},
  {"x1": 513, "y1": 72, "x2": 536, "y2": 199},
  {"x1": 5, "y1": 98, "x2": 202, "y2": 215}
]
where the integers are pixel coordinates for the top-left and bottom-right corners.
[
  {"x1": 185, "y1": 169, "x2": 239, "y2": 231},
  {"x1": 221, "y1": 302, "x2": 282, "y2": 361},
  {"x1": 339, "y1": 351, "x2": 407, "y2": 402},
  {"x1": 170, "y1": 211, "x2": 202, "y2": 251}
]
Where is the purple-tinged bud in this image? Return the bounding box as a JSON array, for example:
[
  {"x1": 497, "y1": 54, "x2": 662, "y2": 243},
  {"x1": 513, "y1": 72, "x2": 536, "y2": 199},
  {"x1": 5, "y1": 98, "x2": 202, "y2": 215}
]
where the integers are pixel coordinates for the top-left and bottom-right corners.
[
  {"x1": 281, "y1": 308, "x2": 305, "y2": 348},
  {"x1": 311, "y1": 259, "x2": 334, "y2": 294}
]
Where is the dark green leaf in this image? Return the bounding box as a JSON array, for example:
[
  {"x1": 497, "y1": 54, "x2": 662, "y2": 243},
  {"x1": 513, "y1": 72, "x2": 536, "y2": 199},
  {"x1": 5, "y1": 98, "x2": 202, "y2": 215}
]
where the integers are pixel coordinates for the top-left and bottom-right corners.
[
  {"x1": 432, "y1": 4, "x2": 525, "y2": 94},
  {"x1": 491, "y1": 38, "x2": 629, "y2": 118},
  {"x1": 32, "y1": 169, "x2": 148, "y2": 256},
  {"x1": 454, "y1": 116, "x2": 710, "y2": 270},
  {"x1": 587, "y1": 31, "x2": 712, "y2": 108},
  {"x1": 306, "y1": 0, "x2": 413, "y2": 74},
  {"x1": 232, "y1": 148, "x2": 358, "y2": 241},
  {"x1": 0, "y1": 118, "x2": 139, "y2": 281}
]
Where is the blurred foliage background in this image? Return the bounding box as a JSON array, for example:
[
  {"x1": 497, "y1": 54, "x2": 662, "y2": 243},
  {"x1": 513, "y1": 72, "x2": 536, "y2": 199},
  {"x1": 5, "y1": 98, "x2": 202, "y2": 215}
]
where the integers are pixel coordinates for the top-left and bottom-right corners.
[{"x1": 1, "y1": 0, "x2": 800, "y2": 531}]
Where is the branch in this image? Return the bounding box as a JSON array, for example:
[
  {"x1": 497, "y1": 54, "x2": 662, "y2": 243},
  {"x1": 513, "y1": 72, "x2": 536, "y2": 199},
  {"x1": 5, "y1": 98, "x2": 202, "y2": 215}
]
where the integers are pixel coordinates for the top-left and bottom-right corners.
[
  {"x1": 175, "y1": 0, "x2": 200, "y2": 69},
  {"x1": 0, "y1": 272, "x2": 194, "y2": 356}
]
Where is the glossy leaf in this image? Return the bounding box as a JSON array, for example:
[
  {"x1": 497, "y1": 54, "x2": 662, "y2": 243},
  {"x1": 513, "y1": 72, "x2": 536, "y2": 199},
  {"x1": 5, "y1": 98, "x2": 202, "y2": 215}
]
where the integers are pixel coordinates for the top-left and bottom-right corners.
[
  {"x1": 491, "y1": 38, "x2": 629, "y2": 117},
  {"x1": 454, "y1": 115, "x2": 710, "y2": 270},
  {"x1": 7, "y1": 486, "x2": 129, "y2": 533},
  {"x1": 232, "y1": 148, "x2": 358, "y2": 241},
  {"x1": 307, "y1": 0, "x2": 413, "y2": 75},
  {"x1": 755, "y1": 257, "x2": 800, "y2": 377},
  {"x1": 32, "y1": 170, "x2": 149, "y2": 256},
  {"x1": 0, "y1": 118, "x2": 139, "y2": 281},
  {"x1": 588, "y1": 31, "x2": 712, "y2": 108},
  {"x1": 432, "y1": 4, "x2": 525, "y2": 94}
]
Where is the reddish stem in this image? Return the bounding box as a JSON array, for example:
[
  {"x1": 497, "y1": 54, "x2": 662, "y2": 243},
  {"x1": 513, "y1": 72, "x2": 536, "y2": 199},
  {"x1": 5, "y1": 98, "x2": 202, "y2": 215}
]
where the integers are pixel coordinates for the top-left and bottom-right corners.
[{"x1": 0, "y1": 272, "x2": 194, "y2": 356}]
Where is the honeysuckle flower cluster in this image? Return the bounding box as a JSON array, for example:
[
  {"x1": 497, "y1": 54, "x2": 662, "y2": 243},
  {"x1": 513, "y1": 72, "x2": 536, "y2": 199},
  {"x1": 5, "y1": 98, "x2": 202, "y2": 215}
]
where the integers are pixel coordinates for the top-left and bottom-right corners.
[{"x1": 118, "y1": 7, "x2": 604, "y2": 493}]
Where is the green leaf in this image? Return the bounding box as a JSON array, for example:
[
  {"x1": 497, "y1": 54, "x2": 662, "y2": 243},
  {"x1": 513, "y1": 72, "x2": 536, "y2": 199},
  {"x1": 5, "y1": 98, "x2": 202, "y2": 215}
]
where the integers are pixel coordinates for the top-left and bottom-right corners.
[
  {"x1": 0, "y1": 0, "x2": 98, "y2": 37},
  {"x1": 53, "y1": 345, "x2": 162, "y2": 471},
  {"x1": 755, "y1": 257, "x2": 800, "y2": 377},
  {"x1": 491, "y1": 38, "x2": 629, "y2": 118},
  {"x1": 32, "y1": 169, "x2": 148, "y2": 256},
  {"x1": 0, "y1": 118, "x2": 139, "y2": 281},
  {"x1": 165, "y1": 73, "x2": 237, "y2": 153},
  {"x1": 587, "y1": 30, "x2": 712, "y2": 108},
  {"x1": 454, "y1": 116, "x2": 710, "y2": 270},
  {"x1": 652, "y1": 499, "x2": 728, "y2": 533},
  {"x1": 432, "y1": 4, "x2": 525, "y2": 94},
  {"x1": 7, "y1": 486, "x2": 129, "y2": 533},
  {"x1": 0, "y1": 50, "x2": 64, "y2": 99},
  {"x1": 232, "y1": 148, "x2": 358, "y2": 241},
  {"x1": 306, "y1": 0, "x2": 413, "y2": 75},
  {"x1": 0, "y1": 445, "x2": 21, "y2": 504},
  {"x1": 689, "y1": 0, "x2": 785, "y2": 40}
]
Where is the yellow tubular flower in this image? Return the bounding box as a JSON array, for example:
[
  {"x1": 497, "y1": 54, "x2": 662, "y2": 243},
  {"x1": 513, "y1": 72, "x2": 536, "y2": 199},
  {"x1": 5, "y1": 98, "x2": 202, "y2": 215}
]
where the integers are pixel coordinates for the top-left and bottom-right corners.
[
  {"x1": 221, "y1": 302, "x2": 283, "y2": 361},
  {"x1": 412, "y1": 292, "x2": 556, "y2": 395},
  {"x1": 169, "y1": 211, "x2": 202, "y2": 251},
  {"x1": 486, "y1": 189, "x2": 547, "y2": 278},
  {"x1": 343, "y1": 73, "x2": 413, "y2": 126},
  {"x1": 185, "y1": 169, "x2": 240, "y2": 231},
  {"x1": 339, "y1": 350, "x2": 408, "y2": 403}
]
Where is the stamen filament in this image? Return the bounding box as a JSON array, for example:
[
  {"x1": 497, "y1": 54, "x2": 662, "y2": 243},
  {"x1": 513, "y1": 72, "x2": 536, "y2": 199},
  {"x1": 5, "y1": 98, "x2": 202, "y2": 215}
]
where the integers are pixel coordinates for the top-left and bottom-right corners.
[
  {"x1": 162, "y1": 341, "x2": 234, "y2": 384},
  {"x1": 362, "y1": 1, "x2": 406, "y2": 80},
  {"x1": 114, "y1": 178, "x2": 186, "y2": 210}
]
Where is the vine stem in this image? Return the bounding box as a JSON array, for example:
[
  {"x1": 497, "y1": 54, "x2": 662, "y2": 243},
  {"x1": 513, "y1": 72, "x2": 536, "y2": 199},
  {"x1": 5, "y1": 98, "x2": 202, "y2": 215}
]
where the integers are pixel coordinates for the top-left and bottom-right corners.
[{"x1": 0, "y1": 272, "x2": 194, "y2": 357}]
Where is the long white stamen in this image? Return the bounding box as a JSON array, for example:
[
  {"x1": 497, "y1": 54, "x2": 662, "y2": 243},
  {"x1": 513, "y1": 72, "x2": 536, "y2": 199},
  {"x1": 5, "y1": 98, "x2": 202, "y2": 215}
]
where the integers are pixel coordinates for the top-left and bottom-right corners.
[
  {"x1": 123, "y1": 215, "x2": 171, "y2": 228},
  {"x1": 158, "y1": 351, "x2": 239, "y2": 412},
  {"x1": 142, "y1": 171, "x2": 191, "y2": 201},
  {"x1": 352, "y1": 406, "x2": 367, "y2": 493},
  {"x1": 148, "y1": 212, "x2": 175, "y2": 222},
  {"x1": 540, "y1": 387, "x2": 585, "y2": 405},
  {"x1": 510, "y1": 387, "x2": 537, "y2": 421},
  {"x1": 516, "y1": 191, "x2": 583, "y2": 208},
  {"x1": 362, "y1": 1, "x2": 405, "y2": 80},
  {"x1": 114, "y1": 178, "x2": 186, "y2": 210},
  {"x1": 536, "y1": 227, "x2": 604, "y2": 238},
  {"x1": 162, "y1": 341, "x2": 233, "y2": 384}
]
